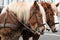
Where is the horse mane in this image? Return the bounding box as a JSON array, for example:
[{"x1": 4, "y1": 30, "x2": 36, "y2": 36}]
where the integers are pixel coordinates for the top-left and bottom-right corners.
[{"x1": 38, "y1": 3, "x2": 46, "y2": 24}]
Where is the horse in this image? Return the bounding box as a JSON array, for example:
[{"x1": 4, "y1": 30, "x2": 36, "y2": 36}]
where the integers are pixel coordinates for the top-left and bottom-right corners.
[
  {"x1": 40, "y1": 1, "x2": 59, "y2": 33},
  {"x1": 0, "y1": 1, "x2": 46, "y2": 40}
]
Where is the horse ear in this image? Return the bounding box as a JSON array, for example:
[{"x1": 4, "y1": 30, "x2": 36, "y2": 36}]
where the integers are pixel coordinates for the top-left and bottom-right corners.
[
  {"x1": 34, "y1": 1, "x2": 37, "y2": 5},
  {"x1": 56, "y1": 3, "x2": 59, "y2": 7}
]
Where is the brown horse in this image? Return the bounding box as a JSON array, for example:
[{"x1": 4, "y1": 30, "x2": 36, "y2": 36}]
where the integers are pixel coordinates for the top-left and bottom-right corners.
[{"x1": 40, "y1": 1, "x2": 59, "y2": 33}]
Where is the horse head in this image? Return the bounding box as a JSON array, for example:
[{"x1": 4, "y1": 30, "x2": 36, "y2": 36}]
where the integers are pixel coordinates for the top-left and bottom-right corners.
[
  {"x1": 40, "y1": 2, "x2": 59, "y2": 33},
  {"x1": 29, "y1": 1, "x2": 45, "y2": 35}
]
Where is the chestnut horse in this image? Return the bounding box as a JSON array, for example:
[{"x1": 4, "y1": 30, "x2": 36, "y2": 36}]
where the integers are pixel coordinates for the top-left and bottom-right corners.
[
  {"x1": 40, "y1": 1, "x2": 59, "y2": 33},
  {"x1": 0, "y1": 1, "x2": 46, "y2": 40}
]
